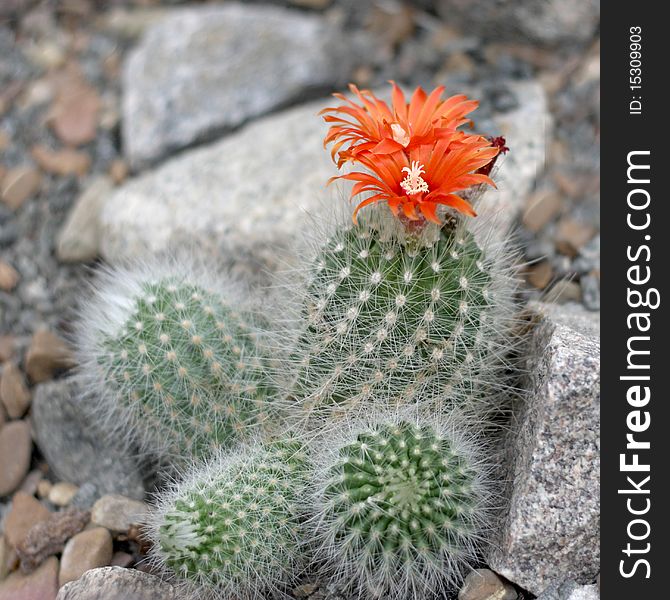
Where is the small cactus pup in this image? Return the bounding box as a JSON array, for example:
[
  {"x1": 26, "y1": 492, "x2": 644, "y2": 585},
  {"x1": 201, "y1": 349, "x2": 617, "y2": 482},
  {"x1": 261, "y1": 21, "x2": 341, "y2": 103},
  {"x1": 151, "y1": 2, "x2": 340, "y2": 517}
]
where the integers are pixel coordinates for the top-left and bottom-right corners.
[
  {"x1": 146, "y1": 438, "x2": 308, "y2": 599},
  {"x1": 289, "y1": 83, "x2": 518, "y2": 422},
  {"x1": 75, "y1": 256, "x2": 276, "y2": 463},
  {"x1": 307, "y1": 414, "x2": 495, "y2": 599}
]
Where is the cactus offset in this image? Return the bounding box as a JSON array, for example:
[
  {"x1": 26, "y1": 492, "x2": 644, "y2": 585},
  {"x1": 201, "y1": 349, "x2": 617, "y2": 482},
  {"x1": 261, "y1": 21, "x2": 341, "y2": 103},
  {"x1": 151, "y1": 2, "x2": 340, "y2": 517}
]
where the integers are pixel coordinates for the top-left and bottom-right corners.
[
  {"x1": 288, "y1": 206, "x2": 518, "y2": 423},
  {"x1": 308, "y1": 414, "x2": 495, "y2": 599},
  {"x1": 76, "y1": 258, "x2": 275, "y2": 462},
  {"x1": 147, "y1": 438, "x2": 308, "y2": 599}
]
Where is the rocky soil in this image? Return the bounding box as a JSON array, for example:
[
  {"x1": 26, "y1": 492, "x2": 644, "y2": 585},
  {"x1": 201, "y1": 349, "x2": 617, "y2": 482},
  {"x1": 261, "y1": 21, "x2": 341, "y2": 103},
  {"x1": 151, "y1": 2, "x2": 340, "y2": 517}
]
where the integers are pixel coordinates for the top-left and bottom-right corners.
[{"x1": 1, "y1": 1, "x2": 599, "y2": 599}]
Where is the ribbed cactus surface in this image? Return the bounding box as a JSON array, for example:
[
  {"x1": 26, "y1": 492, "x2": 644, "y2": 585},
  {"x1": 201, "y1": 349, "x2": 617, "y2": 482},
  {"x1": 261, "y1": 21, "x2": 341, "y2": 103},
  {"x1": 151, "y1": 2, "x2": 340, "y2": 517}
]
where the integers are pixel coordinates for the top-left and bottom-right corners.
[
  {"x1": 310, "y1": 418, "x2": 492, "y2": 599},
  {"x1": 291, "y1": 209, "x2": 515, "y2": 422},
  {"x1": 148, "y1": 439, "x2": 308, "y2": 599},
  {"x1": 77, "y1": 261, "x2": 275, "y2": 462}
]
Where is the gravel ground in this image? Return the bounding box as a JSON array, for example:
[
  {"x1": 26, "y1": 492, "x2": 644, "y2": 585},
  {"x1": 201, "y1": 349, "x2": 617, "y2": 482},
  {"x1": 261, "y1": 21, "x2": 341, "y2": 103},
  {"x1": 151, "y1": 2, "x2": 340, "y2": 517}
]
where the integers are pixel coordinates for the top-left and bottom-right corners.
[{"x1": 1, "y1": 1, "x2": 599, "y2": 598}]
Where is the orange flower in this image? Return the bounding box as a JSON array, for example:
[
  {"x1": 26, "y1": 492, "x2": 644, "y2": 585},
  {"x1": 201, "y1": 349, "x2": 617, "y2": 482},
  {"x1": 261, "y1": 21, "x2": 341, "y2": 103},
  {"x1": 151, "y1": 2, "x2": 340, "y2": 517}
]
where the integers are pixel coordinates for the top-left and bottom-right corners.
[
  {"x1": 330, "y1": 132, "x2": 499, "y2": 224},
  {"x1": 320, "y1": 82, "x2": 479, "y2": 167}
]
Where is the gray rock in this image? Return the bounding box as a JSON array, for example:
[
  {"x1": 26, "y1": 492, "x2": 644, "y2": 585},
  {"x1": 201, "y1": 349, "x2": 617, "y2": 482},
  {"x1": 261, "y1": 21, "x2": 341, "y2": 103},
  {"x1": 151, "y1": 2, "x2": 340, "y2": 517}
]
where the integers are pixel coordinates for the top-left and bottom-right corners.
[
  {"x1": 122, "y1": 3, "x2": 357, "y2": 169},
  {"x1": 580, "y1": 274, "x2": 600, "y2": 311},
  {"x1": 56, "y1": 566, "x2": 177, "y2": 600},
  {"x1": 436, "y1": 0, "x2": 599, "y2": 47},
  {"x1": 31, "y1": 379, "x2": 146, "y2": 501},
  {"x1": 489, "y1": 302, "x2": 600, "y2": 594},
  {"x1": 56, "y1": 177, "x2": 113, "y2": 263},
  {"x1": 101, "y1": 79, "x2": 548, "y2": 286},
  {"x1": 536, "y1": 579, "x2": 599, "y2": 600}
]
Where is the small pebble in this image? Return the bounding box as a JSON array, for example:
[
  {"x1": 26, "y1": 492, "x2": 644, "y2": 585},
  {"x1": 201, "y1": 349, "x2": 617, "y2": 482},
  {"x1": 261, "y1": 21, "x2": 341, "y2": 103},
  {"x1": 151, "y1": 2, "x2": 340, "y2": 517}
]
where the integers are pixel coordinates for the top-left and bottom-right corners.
[
  {"x1": 0, "y1": 167, "x2": 42, "y2": 211},
  {"x1": 24, "y1": 330, "x2": 75, "y2": 383},
  {"x1": 0, "y1": 421, "x2": 33, "y2": 497},
  {"x1": 527, "y1": 261, "x2": 554, "y2": 290},
  {"x1": 109, "y1": 551, "x2": 133, "y2": 568},
  {"x1": 549, "y1": 280, "x2": 582, "y2": 305},
  {"x1": 3, "y1": 492, "x2": 51, "y2": 549},
  {"x1": 19, "y1": 471, "x2": 44, "y2": 497},
  {"x1": 58, "y1": 527, "x2": 112, "y2": 587},
  {"x1": 522, "y1": 191, "x2": 562, "y2": 233},
  {"x1": 581, "y1": 273, "x2": 600, "y2": 311},
  {"x1": 48, "y1": 482, "x2": 79, "y2": 507},
  {"x1": 31, "y1": 145, "x2": 91, "y2": 177},
  {"x1": 37, "y1": 480, "x2": 53, "y2": 500},
  {"x1": 0, "y1": 337, "x2": 15, "y2": 363},
  {"x1": 108, "y1": 159, "x2": 128, "y2": 185},
  {"x1": 555, "y1": 218, "x2": 596, "y2": 257},
  {"x1": 0, "y1": 556, "x2": 58, "y2": 600},
  {"x1": 0, "y1": 535, "x2": 13, "y2": 581},
  {"x1": 16, "y1": 508, "x2": 90, "y2": 573},
  {"x1": 459, "y1": 569, "x2": 517, "y2": 600},
  {"x1": 0, "y1": 261, "x2": 19, "y2": 292},
  {"x1": 0, "y1": 363, "x2": 31, "y2": 418},
  {"x1": 90, "y1": 494, "x2": 147, "y2": 533}
]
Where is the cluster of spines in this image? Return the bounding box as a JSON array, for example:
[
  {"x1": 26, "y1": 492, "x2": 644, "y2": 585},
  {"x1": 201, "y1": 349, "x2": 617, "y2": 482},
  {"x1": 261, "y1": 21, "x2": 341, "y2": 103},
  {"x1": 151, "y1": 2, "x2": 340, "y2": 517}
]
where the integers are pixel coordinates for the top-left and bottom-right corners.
[
  {"x1": 307, "y1": 416, "x2": 494, "y2": 600},
  {"x1": 147, "y1": 438, "x2": 308, "y2": 599},
  {"x1": 288, "y1": 208, "x2": 518, "y2": 424},
  {"x1": 76, "y1": 262, "x2": 276, "y2": 463}
]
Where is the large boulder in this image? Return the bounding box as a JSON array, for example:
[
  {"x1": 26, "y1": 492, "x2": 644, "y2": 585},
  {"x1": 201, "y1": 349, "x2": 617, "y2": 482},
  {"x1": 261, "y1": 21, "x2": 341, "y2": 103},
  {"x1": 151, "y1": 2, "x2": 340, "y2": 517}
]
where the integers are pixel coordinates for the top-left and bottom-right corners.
[
  {"x1": 101, "y1": 79, "x2": 549, "y2": 286},
  {"x1": 489, "y1": 302, "x2": 600, "y2": 594},
  {"x1": 122, "y1": 3, "x2": 358, "y2": 169},
  {"x1": 31, "y1": 379, "x2": 146, "y2": 502}
]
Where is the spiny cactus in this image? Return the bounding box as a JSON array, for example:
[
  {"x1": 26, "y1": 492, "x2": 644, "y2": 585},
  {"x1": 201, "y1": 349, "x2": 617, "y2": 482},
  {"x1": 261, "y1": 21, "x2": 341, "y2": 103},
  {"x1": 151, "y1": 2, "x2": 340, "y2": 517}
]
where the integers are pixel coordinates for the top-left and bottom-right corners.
[
  {"x1": 75, "y1": 257, "x2": 276, "y2": 462},
  {"x1": 307, "y1": 414, "x2": 495, "y2": 599},
  {"x1": 146, "y1": 438, "x2": 308, "y2": 599},
  {"x1": 287, "y1": 206, "x2": 519, "y2": 423}
]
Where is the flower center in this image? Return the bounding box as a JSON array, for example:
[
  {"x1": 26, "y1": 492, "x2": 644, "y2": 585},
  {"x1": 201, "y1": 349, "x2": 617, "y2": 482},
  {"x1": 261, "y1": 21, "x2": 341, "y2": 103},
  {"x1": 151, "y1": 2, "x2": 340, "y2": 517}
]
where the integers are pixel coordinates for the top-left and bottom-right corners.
[
  {"x1": 400, "y1": 161, "x2": 429, "y2": 196},
  {"x1": 391, "y1": 123, "x2": 410, "y2": 147}
]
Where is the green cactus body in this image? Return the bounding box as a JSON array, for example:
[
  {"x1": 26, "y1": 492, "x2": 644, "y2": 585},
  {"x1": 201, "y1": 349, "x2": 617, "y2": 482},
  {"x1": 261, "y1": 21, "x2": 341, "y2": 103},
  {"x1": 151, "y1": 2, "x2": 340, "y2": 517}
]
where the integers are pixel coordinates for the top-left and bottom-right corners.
[
  {"x1": 150, "y1": 439, "x2": 308, "y2": 599},
  {"x1": 311, "y1": 418, "x2": 491, "y2": 598},
  {"x1": 291, "y1": 209, "x2": 515, "y2": 422},
  {"x1": 78, "y1": 263, "x2": 276, "y2": 462}
]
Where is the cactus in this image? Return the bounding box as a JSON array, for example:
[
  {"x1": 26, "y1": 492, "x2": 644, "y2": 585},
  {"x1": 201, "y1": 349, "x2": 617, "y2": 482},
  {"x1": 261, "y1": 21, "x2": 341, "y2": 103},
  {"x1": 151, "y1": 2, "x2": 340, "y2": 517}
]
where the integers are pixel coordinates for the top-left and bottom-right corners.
[
  {"x1": 307, "y1": 414, "x2": 495, "y2": 599},
  {"x1": 287, "y1": 206, "x2": 519, "y2": 423},
  {"x1": 146, "y1": 438, "x2": 308, "y2": 599},
  {"x1": 75, "y1": 257, "x2": 276, "y2": 462}
]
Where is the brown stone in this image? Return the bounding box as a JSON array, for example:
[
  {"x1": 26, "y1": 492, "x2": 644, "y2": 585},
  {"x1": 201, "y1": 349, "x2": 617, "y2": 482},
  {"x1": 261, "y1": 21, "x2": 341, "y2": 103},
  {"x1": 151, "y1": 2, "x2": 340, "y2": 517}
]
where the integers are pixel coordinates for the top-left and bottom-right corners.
[
  {"x1": 0, "y1": 130, "x2": 9, "y2": 151},
  {"x1": 19, "y1": 470, "x2": 44, "y2": 497},
  {"x1": 31, "y1": 145, "x2": 91, "y2": 177},
  {"x1": 90, "y1": 495, "x2": 147, "y2": 533},
  {"x1": 527, "y1": 261, "x2": 554, "y2": 291},
  {"x1": 16, "y1": 508, "x2": 90, "y2": 574},
  {"x1": 37, "y1": 479, "x2": 53, "y2": 499},
  {"x1": 108, "y1": 159, "x2": 128, "y2": 185},
  {"x1": 555, "y1": 218, "x2": 596, "y2": 257},
  {"x1": 3, "y1": 492, "x2": 51, "y2": 549},
  {"x1": 0, "y1": 422, "x2": 33, "y2": 497},
  {"x1": 0, "y1": 261, "x2": 19, "y2": 292},
  {"x1": 1, "y1": 166, "x2": 41, "y2": 211},
  {"x1": 48, "y1": 78, "x2": 100, "y2": 147},
  {"x1": 1, "y1": 363, "x2": 31, "y2": 418},
  {"x1": 0, "y1": 336, "x2": 15, "y2": 363},
  {"x1": 0, "y1": 535, "x2": 14, "y2": 582},
  {"x1": 522, "y1": 191, "x2": 563, "y2": 233},
  {"x1": 458, "y1": 568, "x2": 517, "y2": 600},
  {"x1": 58, "y1": 528, "x2": 113, "y2": 587},
  {"x1": 549, "y1": 279, "x2": 582, "y2": 304},
  {"x1": 48, "y1": 482, "x2": 79, "y2": 507},
  {"x1": 24, "y1": 330, "x2": 75, "y2": 383},
  {"x1": 0, "y1": 556, "x2": 58, "y2": 600},
  {"x1": 109, "y1": 551, "x2": 133, "y2": 568}
]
